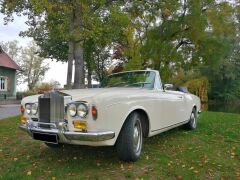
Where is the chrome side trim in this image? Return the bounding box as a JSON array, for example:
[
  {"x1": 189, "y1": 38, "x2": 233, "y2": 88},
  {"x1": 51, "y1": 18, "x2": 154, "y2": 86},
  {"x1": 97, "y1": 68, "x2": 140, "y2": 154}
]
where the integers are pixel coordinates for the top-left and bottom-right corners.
[{"x1": 19, "y1": 120, "x2": 115, "y2": 142}]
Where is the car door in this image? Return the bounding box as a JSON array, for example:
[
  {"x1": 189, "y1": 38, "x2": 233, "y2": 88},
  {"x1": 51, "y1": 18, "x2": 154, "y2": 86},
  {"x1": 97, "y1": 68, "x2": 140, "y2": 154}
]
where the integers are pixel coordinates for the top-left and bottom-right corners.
[{"x1": 162, "y1": 90, "x2": 187, "y2": 125}]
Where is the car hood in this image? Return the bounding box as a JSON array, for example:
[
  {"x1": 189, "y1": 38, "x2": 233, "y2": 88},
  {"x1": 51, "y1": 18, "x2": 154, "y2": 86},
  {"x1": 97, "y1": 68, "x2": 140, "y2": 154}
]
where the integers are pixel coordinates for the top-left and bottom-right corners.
[
  {"x1": 61, "y1": 88, "x2": 150, "y2": 103},
  {"x1": 21, "y1": 88, "x2": 152, "y2": 106}
]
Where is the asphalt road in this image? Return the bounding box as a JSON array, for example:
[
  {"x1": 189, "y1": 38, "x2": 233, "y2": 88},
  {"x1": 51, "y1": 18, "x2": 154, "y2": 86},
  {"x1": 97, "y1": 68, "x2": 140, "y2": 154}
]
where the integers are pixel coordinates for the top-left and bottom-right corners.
[{"x1": 0, "y1": 104, "x2": 20, "y2": 120}]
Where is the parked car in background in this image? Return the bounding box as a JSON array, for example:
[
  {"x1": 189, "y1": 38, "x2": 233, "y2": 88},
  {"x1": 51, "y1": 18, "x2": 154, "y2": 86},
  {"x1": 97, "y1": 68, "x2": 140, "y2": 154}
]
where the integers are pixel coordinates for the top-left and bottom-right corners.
[{"x1": 19, "y1": 70, "x2": 201, "y2": 161}]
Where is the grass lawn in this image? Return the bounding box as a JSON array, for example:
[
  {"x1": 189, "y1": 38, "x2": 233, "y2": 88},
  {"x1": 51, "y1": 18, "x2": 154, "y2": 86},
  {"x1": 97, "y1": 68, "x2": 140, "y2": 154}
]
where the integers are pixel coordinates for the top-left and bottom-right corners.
[{"x1": 0, "y1": 112, "x2": 239, "y2": 179}]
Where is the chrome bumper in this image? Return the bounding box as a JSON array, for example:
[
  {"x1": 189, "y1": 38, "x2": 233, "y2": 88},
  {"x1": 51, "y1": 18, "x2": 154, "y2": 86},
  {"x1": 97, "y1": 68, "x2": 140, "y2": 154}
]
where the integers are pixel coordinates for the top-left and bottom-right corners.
[{"x1": 19, "y1": 119, "x2": 115, "y2": 142}]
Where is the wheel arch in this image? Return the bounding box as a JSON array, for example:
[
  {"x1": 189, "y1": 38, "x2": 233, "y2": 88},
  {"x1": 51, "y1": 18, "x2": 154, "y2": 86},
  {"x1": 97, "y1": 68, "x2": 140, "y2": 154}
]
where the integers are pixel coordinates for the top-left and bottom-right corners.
[{"x1": 120, "y1": 108, "x2": 150, "y2": 139}]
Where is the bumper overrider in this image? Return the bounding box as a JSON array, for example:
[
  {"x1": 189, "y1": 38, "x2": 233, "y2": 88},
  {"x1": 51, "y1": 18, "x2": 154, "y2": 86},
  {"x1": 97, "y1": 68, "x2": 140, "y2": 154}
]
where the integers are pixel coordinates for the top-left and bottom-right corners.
[{"x1": 19, "y1": 119, "x2": 115, "y2": 144}]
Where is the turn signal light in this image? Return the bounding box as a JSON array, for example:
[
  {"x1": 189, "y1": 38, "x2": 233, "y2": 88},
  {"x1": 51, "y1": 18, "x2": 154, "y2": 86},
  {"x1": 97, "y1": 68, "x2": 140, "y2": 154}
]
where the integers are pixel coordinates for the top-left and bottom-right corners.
[
  {"x1": 20, "y1": 116, "x2": 27, "y2": 124},
  {"x1": 73, "y1": 120, "x2": 87, "y2": 131},
  {"x1": 92, "y1": 106, "x2": 98, "y2": 120},
  {"x1": 20, "y1": 105, "x2": 25, "y2": 114}
]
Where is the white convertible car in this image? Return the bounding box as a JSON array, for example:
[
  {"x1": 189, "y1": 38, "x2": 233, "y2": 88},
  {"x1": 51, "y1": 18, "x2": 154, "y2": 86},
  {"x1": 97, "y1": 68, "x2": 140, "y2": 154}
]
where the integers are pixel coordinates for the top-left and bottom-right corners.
[{"x1": 20, "y1": 70, "x2": 201, "y2": 161}]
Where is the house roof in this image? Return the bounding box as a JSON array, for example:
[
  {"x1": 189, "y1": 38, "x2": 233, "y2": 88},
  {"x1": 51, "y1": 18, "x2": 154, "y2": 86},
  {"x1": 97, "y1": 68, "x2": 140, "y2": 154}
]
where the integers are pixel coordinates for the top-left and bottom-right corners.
[{"x1": 0, "y1": 50, "x2": 21, "y2": 70}]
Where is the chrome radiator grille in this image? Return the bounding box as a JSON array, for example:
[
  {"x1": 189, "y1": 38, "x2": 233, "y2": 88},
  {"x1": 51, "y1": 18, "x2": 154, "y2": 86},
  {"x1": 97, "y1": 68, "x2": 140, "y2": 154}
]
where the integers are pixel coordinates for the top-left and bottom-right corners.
[{"x1": 38, "y1": 92, "x2": 64, "y2": 128}]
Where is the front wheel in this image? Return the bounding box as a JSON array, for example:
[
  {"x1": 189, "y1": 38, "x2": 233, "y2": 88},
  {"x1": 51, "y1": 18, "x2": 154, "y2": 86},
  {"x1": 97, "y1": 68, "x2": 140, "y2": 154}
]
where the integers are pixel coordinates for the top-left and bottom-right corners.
[
  {"x1": 185, "y1": 108, "x2": 197, "y2": 130},
  {"x1": 116, "y1": 112, "x2": 143, "y2": 162}
]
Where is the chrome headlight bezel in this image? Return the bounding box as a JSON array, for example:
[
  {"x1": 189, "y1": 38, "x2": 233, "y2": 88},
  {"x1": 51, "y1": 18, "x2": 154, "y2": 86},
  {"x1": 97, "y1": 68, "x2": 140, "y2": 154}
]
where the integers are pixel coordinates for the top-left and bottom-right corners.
[
  {"x1": 25, "y1": 103, "x2": 38, "y2": 116},
  {"x1": 31, "y1": 103, "x2": 38, "y2": 115},
  {"x1": 77, "y1": 103, "x2": 88, "y2": 118},
  {"x1": 25, "y1": 104, "x2": 32, "y2": 115},
  {"x1": 69, "y1": 104, "x2": 77, "y2": 117},
  {"x1": 68, "y1": 102, "x2": 88, "y2": 118}
]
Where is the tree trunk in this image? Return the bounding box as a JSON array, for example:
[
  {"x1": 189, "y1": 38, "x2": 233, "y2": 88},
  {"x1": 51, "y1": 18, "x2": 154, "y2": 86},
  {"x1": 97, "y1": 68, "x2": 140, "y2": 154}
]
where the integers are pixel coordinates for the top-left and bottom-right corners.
[
  {"x1": 87, "y1": 66, "x2": 92, "y2": 88},
  {"x1": 66, "y1": 10, "x2": 74, "y2": 89},
  {"x1": 73, "y1": 4, "x2": 85, "y2": 89},
  {"x1": 73, "y1": 43, "x2": 85, "y2": 89},
  {"x1": 66, "y1": 41, "x2": 74, "y2": 89}
]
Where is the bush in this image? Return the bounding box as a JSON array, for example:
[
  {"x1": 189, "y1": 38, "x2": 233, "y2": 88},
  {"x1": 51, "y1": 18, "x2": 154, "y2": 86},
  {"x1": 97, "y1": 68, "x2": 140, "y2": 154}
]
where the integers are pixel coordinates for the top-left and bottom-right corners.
[{"x1": 16, "y1": 91, "x2": 38, "y2": 99}]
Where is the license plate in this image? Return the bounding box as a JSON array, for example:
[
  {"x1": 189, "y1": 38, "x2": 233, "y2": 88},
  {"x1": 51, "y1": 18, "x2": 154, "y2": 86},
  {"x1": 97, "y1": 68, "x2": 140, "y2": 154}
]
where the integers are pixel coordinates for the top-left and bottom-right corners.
[{"x1": 32, "y1": 132, "x2": 58, "y2": 144}]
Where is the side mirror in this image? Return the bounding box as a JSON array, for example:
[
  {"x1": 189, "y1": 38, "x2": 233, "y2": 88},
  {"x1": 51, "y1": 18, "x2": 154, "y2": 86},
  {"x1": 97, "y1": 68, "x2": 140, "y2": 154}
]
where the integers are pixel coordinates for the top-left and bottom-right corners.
[{"x1": 164, "y1": 84, "x2": 174, "y2": 90}]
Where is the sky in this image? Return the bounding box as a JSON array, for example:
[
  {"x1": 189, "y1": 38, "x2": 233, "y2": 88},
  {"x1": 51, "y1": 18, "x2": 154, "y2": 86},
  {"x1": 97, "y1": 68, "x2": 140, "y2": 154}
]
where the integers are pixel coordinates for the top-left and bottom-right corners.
[{"x1": 0, "y1": 14, "x2": 68, "y2": 91}]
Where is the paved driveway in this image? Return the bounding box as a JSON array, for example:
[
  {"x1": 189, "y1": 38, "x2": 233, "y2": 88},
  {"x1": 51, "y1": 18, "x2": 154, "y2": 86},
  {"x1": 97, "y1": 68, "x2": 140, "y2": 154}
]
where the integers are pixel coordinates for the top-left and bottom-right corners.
[{"x1": 0, "y1": 104, "x2": 20, "y2": 120}]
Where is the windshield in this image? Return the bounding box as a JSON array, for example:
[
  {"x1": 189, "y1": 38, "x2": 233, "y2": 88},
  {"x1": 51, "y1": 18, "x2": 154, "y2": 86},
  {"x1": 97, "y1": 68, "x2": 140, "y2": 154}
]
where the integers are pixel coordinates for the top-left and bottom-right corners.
[{"x1": 101, "y1": 71, "x2": 156, "y2": 89}]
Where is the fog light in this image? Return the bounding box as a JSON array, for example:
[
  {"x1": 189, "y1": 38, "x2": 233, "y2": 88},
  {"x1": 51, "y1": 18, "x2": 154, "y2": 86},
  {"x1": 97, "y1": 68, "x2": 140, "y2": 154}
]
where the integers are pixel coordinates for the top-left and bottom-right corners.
[
  {"x1": 20, "y1": 116, "x2": 27, "y2": 124},
  {"x1": 73, "y1": 120, "x2": 87, "y2": 131}
]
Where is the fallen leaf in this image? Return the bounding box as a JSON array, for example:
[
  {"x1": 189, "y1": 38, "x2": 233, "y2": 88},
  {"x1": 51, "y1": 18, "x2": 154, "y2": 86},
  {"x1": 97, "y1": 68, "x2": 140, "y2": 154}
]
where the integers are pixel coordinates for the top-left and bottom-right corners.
[
  {"x1": 177, "y1": 175, "x2": 182, "y2": 180},
  {"x1": 13, "y1": 158, "x2": 18, "y2": 161},
  {"x1": 68, "y1": 173, "x2": 76, "y2": 176},
  {"x1": 128, "y1": 163, "x2": 133, "y2": 169},
  {"x1": 27, "y1": 171, "x2": 32, "y2": 176},
  {"x1": 52, "y1": 177, "x2": 56, "y2": 180},
  {"x1": 189, "y1": 167, "x2": 194, "y2": 170}
]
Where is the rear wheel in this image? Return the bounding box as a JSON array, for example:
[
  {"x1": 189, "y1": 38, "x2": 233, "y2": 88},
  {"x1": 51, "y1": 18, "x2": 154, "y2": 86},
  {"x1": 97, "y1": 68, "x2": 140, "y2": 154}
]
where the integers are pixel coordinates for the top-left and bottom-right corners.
[
  {"x1": 116, "y1": 112, "x2": 143, "y2": 162},
  {"x1": 185, "y1": 108, "x2": 197, "y2": 130}
]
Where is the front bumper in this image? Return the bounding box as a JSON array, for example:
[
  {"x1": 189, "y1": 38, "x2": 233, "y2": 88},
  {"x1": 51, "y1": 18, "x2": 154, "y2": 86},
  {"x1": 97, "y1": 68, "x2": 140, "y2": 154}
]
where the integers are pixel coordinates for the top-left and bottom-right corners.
[{"x1": 19, "y1": 119, "x2": 115, "y2": 143}]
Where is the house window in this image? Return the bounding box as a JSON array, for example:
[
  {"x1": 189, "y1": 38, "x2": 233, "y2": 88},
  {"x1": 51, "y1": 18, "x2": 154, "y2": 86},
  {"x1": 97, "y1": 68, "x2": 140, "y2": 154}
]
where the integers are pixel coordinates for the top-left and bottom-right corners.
[{"x1": 0, "y1": 77, "x2": 7, "y2": 91}]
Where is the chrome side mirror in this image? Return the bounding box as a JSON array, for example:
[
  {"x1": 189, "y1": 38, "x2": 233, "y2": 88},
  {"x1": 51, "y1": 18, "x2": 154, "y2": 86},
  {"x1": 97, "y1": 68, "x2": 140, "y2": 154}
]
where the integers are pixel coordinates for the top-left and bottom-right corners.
[{"x1": 164, "y1": 84, "x2": 174, "y2": 90}]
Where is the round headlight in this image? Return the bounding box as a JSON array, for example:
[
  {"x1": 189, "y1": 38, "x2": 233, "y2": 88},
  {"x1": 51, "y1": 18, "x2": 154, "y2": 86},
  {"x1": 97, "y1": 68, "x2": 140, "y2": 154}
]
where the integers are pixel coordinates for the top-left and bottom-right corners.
[
  {"x1": 32, "y1": 103, "x2": 38, "y2": 115},
  {"x1": 25, "y1": 104, "x2": 31, "y2": 115},
  {"x1": 69, "y1": 104, "x2": 77, "y2": 117},
  {"x1": 77, "y1": 104, "x2": 88, "y2": 118}
]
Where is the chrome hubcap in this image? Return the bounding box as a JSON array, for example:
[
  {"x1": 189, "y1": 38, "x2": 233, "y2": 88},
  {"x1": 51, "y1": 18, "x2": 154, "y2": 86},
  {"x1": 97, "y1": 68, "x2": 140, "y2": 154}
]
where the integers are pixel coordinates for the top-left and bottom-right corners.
[
  {"x1": 133, "y1": 121, "x2": 142, "y2": 153},
  {"x1": 191, "y1": 112, "x2": 196, "y2": 128}
]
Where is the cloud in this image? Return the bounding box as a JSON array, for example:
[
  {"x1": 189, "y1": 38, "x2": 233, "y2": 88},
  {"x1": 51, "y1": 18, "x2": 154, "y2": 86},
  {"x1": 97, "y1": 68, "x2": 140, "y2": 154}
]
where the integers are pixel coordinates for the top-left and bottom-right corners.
[{"x1": 0, "y1": 13, "x2": 31, "y2": 46}]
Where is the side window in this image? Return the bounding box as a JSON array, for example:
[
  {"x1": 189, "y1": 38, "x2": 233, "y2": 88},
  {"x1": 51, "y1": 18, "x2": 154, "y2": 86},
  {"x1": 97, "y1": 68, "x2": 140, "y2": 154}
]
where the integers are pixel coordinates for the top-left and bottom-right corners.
[
  {"x1": 0, "y1": 77, "x2": 7, "y2": 91},
  {"x1": 155, "y1": 74, "x2": 163, "y2": 90}
]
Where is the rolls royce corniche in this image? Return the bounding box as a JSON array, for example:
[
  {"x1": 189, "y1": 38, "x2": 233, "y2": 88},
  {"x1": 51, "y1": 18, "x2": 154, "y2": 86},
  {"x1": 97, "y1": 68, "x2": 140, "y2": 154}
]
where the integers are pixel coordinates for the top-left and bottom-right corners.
[{"x1": 19, "y1": 70, "x2": 201, "y2": 161}]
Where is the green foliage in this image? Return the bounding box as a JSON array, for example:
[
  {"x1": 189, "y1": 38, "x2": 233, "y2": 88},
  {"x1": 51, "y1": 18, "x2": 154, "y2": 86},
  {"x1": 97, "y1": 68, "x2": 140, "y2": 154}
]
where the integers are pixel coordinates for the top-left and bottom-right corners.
[
  {"x1": 16, "y1": 90, "x2": 37, "y2": 98},
  {"x1": 123, "y1": 25, "x2": 143, "y2": 71},
  {"x1": 184, "y1": 77, "x2": 209, "y2": 102}
]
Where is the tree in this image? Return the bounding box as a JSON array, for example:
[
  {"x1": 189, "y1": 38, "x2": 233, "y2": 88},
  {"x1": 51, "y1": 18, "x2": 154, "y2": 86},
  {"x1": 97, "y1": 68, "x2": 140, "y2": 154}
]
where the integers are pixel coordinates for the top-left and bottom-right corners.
[
  {"x1": 1, "y1": 0, "x2": 129, "y2": 89},
  {"x1": 19, "y1": 41, "x2": 49, "y2": 91},
  {"x1": 0, "y1": 40, "x2": 22, "y2": 60},
  {"x1": 0, "y1": 40, "x2": 23, "y2": 85},
  {"x1": 120, "y1": 0, "x2": 237, "y2": 82}
]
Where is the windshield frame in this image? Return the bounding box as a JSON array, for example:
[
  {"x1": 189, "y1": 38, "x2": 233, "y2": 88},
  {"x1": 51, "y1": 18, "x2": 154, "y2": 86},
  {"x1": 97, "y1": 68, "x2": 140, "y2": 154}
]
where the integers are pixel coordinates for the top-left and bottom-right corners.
[{"x1": 100, "y1": 70, "x2": 157, "y2": 89}]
